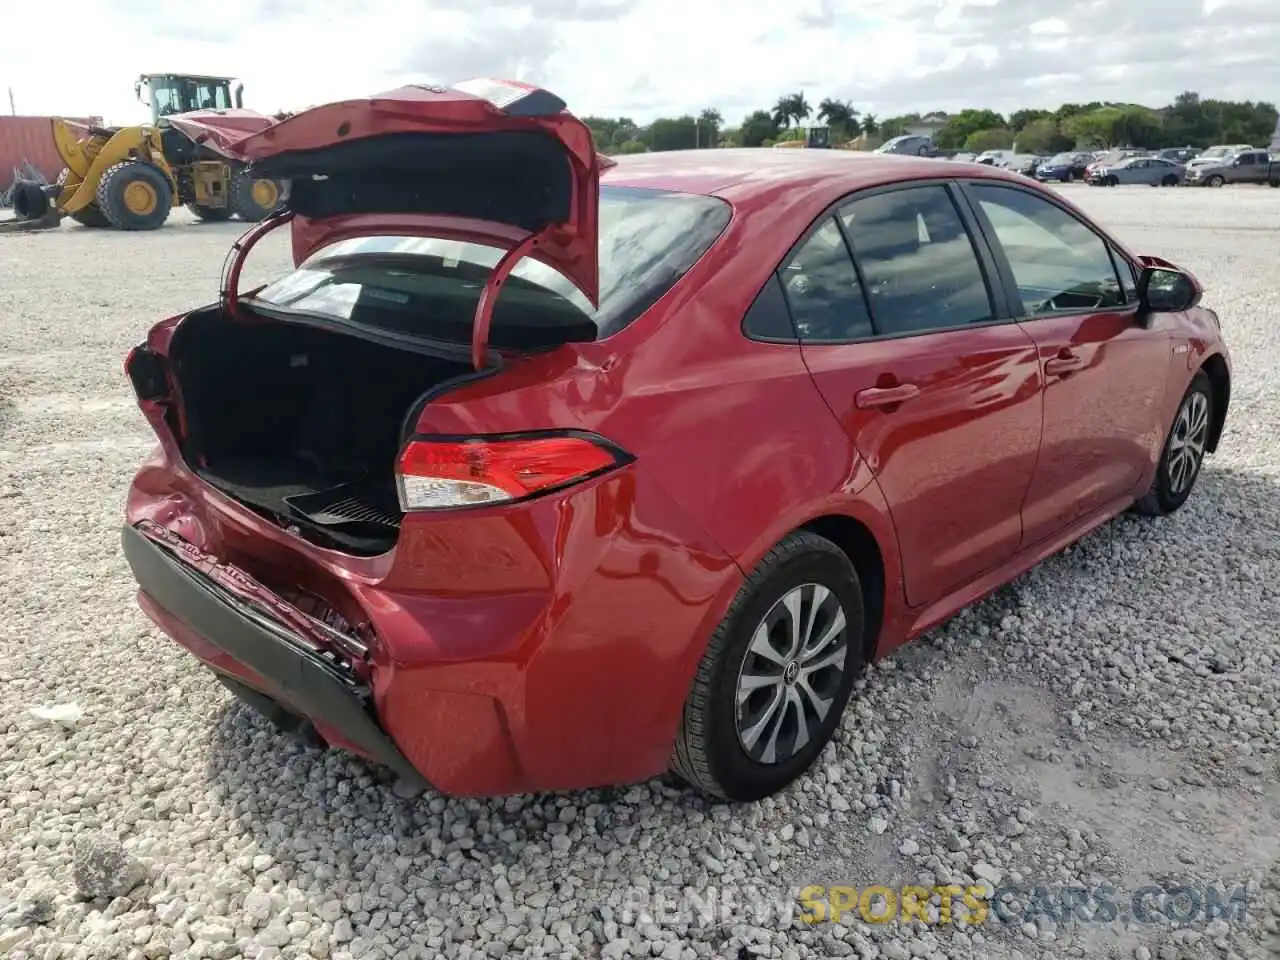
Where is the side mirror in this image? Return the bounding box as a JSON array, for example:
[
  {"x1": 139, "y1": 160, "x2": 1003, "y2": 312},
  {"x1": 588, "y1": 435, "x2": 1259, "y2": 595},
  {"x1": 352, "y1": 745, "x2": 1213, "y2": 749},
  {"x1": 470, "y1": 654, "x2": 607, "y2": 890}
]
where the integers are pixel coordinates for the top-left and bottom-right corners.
[{"x1": 1138, "y1": 265, "x2": 1201, "y2": 312}]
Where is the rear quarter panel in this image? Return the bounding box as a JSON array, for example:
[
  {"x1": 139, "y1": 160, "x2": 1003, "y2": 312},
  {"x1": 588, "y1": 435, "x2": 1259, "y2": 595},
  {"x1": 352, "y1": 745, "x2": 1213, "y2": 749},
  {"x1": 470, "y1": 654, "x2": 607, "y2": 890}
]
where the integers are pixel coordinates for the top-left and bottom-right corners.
[{"x1": 412, "y1": 199, "x2": 904, "y2": 580}]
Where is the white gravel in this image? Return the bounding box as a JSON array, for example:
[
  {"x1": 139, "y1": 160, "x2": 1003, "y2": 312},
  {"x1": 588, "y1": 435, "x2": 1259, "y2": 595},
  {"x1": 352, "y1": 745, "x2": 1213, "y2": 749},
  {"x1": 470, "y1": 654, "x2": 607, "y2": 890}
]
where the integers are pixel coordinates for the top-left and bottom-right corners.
[{"x1": 1, "y1": 187, "x2": 1279, "y2": 960}]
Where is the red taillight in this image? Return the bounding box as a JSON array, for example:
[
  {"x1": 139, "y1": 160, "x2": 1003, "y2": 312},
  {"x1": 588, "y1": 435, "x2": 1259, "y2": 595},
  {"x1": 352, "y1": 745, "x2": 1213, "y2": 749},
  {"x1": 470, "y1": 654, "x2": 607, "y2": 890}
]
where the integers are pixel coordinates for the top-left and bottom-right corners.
[{"x1": 396, "y1": 433, "x2": 627, "y2": 511}]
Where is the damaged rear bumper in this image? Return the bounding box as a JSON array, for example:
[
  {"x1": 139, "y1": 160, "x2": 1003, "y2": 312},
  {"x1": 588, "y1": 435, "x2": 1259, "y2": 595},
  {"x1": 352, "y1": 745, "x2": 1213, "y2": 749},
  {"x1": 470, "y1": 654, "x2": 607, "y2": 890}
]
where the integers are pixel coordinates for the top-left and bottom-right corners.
[{"x1": 121, "y1": 522, "x2": 428, "y2": 790}]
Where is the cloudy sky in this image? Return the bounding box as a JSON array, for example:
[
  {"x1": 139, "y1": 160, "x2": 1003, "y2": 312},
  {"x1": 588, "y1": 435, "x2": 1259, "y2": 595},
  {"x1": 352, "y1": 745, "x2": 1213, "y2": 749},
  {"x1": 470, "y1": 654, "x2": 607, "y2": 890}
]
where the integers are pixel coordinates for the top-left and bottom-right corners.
[{"x1": 4, "y1": 0, "x2": 1279, "y2": 126}]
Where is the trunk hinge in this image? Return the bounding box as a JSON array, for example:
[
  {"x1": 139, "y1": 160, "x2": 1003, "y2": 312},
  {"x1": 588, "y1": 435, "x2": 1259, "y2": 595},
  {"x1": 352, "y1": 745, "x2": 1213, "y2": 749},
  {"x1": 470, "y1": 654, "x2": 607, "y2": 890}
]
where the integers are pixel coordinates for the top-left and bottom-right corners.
[
  {"x1": 471, "y1": 226, "x2": 555, "y2": 371},
  {"x1": 220, "y1": 208, "x2": 296, "y2": 321}
]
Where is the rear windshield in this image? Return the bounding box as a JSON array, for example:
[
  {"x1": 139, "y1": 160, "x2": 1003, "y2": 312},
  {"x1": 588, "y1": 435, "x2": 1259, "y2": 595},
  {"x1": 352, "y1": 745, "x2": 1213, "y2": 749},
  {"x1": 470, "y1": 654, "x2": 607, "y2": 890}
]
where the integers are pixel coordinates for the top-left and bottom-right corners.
[{"x1": 248, "y1": 185, "x2": 731, "y2": 349}]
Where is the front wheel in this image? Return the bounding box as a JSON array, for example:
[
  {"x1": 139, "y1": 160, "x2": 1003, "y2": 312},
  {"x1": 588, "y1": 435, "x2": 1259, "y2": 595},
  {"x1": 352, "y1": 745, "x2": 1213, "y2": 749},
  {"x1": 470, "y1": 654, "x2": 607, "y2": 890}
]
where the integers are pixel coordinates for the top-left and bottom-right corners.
[
  {"x1": 1106, "y1": 175, "x2": 1119, "y2": 186},
  {"x1": 1206, "y1": 174, "x2": 1225, "y2": 187},
  {"x1": 1161, "y1": 175, "x2": 1180, "y2": 187},
  {"x1": 1132, "y1": 371, "x2": 1213, "y2": 517},
  {"x1": 229, "y1": 167, "x2": 286, "y2": 221},
  {"x1": 95, "y1": 161, "x2": 172, "y2": 230},
  {"x1": 670, "y1": 531, "x2": 866, "y2": 802}
]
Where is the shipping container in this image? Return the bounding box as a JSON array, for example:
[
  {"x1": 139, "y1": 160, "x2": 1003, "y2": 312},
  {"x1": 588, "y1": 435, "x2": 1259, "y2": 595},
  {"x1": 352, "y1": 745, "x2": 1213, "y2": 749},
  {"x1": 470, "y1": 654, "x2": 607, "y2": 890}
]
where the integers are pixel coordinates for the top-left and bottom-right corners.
[{"x1": 1, "y1": 115, "x2": 102, "y2": 195}]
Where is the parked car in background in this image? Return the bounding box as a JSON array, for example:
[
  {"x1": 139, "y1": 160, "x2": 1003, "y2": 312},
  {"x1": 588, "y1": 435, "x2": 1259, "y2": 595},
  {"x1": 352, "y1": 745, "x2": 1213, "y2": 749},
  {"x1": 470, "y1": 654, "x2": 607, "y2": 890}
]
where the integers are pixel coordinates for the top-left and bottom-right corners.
[
  {"x1": 1035, "y1": 151, "x2": 1095, "y2": 182},
  {"x1": 118, "y1": 80, "x2": 1232, "y2": 802},
  {"x1": 950, "y1": 151, "x2": 978, "y2": 163},
  {"x1": 1004, "y1": 154, "x2": 1042, "y2": 176},
  {"x1": 1087, "y1": 156, "x2": 1186, "y2": 187},
  {"x1": 1157, "y1": 146, "x2": 1198, "y2": 165},
  {"x1": 1084, "y1": 149, "x2": 1144, "y2": 180},
  {"x1": 875, "y1": 135, "x2": 936, "y2": 156},
  {"x1": 1271, "y1": 153, "x2": 1280, "y2": 187},
  {"x1": 1185, "y1": 144, "x2": 1254, "y2": 173},
  {"x1": 1185, "y1": 148, "x2": 1272, "y2": 186},
  {"x1": 975, "y1": 149, "x2": 1016, "y2": 166}
]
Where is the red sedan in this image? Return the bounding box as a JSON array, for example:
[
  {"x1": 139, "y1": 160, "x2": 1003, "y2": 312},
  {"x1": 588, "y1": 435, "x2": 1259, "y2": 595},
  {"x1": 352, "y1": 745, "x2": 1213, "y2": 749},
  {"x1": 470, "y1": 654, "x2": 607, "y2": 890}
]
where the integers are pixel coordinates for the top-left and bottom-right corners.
[{"x1": 122, "y1": 80, "x2": 1232, "y2": 803}]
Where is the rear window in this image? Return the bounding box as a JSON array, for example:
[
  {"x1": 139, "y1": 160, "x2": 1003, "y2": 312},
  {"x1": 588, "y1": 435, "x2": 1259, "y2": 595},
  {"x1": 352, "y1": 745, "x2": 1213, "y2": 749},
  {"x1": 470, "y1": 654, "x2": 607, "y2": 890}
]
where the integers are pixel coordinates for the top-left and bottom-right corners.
[{"x1": 248, "y1": 186, "x2": 731, "y2": 349}]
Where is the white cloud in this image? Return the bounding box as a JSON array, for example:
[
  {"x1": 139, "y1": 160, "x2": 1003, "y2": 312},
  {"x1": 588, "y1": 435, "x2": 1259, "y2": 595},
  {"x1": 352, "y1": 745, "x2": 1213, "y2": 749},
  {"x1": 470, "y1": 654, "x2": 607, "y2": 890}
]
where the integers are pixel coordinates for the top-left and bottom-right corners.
[{"x1": 2, "y1": 0, "x2": 1278, "y2": 127}]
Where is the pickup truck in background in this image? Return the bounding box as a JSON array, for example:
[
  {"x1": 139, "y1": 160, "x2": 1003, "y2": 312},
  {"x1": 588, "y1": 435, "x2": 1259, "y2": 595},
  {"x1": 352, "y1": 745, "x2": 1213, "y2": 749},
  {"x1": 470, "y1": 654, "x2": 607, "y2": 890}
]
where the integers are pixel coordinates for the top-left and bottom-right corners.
[{"x1": 1184, "y1": 148, "x2": 1278, "y2": 186}]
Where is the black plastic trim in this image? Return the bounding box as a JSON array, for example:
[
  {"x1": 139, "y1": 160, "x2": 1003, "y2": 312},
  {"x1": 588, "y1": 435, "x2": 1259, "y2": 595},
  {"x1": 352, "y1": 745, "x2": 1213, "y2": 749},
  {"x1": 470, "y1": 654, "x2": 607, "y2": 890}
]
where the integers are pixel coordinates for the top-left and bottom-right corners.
[
  {"x1": 740, "y1": 175, "x2": 1023, "y2": 347},
  {"x1": 121, "y1": 524, "x2": 427, "y2": 789}
]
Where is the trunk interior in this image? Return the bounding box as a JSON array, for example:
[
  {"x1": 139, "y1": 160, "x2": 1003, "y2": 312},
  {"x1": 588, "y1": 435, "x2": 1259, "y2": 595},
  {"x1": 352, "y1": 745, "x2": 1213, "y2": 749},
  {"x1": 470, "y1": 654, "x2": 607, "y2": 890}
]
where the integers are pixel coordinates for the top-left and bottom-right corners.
[{"x1": 166, "y1": 308, "x2": 474, "y2": 555}]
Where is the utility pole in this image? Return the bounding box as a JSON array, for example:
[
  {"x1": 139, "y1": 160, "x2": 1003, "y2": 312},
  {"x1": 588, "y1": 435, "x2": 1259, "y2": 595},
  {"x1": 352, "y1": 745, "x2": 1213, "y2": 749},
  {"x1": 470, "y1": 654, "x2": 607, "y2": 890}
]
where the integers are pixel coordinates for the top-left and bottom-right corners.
[{"x1": 8, "y1": 88, "x2": 15, "y2": 116}]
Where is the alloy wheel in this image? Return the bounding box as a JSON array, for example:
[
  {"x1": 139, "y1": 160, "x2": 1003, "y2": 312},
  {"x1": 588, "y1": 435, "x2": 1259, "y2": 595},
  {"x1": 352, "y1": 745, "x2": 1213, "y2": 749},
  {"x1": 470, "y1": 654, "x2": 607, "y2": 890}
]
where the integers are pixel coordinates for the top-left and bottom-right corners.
[
  {"x1": 1168, "y1": 391, "x2": 1210, "y2": 495},
  {"x1": 735, "y1": 583, "x2": 849, "y2": 765}
]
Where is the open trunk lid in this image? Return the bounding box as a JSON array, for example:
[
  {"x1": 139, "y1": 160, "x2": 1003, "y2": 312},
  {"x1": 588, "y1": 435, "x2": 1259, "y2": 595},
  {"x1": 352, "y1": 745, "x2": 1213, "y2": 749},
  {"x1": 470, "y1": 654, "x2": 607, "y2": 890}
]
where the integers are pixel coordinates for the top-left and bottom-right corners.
[
  {"x1": 205, "y1": 79, "x2": 607, "y2": 368},
  {"x1": 207, "y1": 79, "x2": 608, "y2": 369}
]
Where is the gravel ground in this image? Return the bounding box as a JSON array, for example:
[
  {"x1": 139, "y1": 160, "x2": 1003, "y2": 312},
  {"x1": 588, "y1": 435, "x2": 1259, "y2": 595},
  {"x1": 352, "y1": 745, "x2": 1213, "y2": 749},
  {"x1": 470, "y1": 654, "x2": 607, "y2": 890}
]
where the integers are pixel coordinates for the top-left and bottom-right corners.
[{"x1": 1, "y1": 185, "x2": 1278, "y2": 960}]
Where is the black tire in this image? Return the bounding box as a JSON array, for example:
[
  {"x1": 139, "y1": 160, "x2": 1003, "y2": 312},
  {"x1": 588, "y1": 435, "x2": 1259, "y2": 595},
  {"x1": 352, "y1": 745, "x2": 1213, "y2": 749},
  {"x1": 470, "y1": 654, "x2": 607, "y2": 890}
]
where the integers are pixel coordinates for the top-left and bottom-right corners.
[
  {"x1": 1106, "y1": 175, "x2": 1119, "y2": 186},
  {"x1": 95, "y1": 161, "x2": 172, "y2": 230},
  {"x1": 229, "y1": 167, "x2": 285, "y2": 221},
  {"x1": 55, "y1": 168, "x2": 110, "y2": 227},
  {"x1": 10, "y1": 180, "x2": 49, "y2": 220},
  {"x1": 670, "y1": 531, "x2": 866, "y2": 802},
  {"x1": 186, "y1": 203, "x2": 234, "y2": 222},
  {"x1": 1161, "y1": 175, "x2": 1180, "y2": 187},
  {"x1": 1269, "y1": 177, "x2": 1279, "y2": 188},
  {"x1": 1132, "y1": 371, "x2": 1213, "y2": 517},
  {"x1": 70, "y1": 205, "x2": 111, "y2": 227},
  {"x1": 1205, "y1": 174, "x2": 1225, "y2": 187}
]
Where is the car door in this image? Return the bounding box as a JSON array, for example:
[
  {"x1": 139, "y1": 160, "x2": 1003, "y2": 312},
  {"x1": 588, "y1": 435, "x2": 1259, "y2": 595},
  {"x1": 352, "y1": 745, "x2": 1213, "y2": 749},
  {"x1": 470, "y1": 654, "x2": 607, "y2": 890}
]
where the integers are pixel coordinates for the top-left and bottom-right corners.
[
  {"x1": 959, "y1": 181, "x2": 1171, "y2": 546},
  {"x1": 789, "y1": 182, "x2": 1044, "y2": 609},
  {"x1": 1247, "y1": 151, "x2": 1271, "y2": 183}
]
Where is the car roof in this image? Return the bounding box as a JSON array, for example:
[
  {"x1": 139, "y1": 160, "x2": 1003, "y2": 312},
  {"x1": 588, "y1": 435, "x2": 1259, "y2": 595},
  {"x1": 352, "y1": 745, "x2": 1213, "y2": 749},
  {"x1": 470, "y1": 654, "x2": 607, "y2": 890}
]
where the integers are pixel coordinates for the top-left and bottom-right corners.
[{"x1": 600, "y1": 148, "x2": 1032, "y2": 211}]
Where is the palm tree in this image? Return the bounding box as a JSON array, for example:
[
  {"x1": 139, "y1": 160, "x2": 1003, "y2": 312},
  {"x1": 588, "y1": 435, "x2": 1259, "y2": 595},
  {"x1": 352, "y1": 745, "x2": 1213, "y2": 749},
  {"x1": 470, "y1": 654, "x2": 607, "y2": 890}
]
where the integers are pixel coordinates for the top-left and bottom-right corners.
[
  {"x1": 792, "y1": 92, "x2": 812, "y2": 124},
  {"x1": 818, "y1": 98, "x2": 861, "y2": 138},
  {"x1": 861, "y1": 113, "x2": 879, "y2": 136},
  {"x1": 771, "y1": 93, "x2": 812, "y2": 129},
  {"x1": 772, "y1": 96, "x2": 794, "y2": 128}
]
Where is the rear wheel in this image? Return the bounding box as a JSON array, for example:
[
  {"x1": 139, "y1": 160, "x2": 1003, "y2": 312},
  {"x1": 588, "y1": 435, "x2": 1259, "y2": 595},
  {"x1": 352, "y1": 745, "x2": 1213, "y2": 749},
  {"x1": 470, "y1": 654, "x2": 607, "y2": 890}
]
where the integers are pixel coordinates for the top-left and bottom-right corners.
[
  {"x1": 670, "y1": 531, "x2": 866, "y2": 801},
  {"x1": 1132, "y1": 372, "x2": 1213, "y2": 517},
  {"x1": 229, "y1": 167, "x2": 285, "y2": 221},
  {"x1": 185, "y1": 203, "x2": 234, "y2": 222},
  {"x1": 95, "y1": 161, "x2": 172, "y2": 230}
]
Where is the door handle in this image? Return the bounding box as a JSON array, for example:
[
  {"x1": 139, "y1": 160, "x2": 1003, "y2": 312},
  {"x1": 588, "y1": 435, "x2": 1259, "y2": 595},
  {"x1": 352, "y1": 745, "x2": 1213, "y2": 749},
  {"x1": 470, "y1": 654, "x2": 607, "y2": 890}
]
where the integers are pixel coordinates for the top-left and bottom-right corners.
[
  {"x1": 855, "y1": 383, "x2": 920, "y2": 409},
  {"x1": 1044, "y1": 353, "x2": 1085, "y2": 376}
]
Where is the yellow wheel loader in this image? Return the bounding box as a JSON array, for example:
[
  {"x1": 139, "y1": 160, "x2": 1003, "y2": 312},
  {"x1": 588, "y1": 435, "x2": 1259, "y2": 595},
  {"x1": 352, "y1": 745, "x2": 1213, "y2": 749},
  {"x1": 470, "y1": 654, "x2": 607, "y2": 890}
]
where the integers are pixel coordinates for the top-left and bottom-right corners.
[{"x1": 10, "y1": 74, "x2": 287, "y2": 231}]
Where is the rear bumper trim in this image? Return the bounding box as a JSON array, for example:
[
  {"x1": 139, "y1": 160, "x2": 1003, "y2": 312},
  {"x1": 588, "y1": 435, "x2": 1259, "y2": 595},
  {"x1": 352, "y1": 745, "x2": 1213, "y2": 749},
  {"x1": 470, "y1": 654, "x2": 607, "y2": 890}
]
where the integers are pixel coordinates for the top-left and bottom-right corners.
[{"x1": 121, "y1": 523, "x2": 427, "y2": 789}]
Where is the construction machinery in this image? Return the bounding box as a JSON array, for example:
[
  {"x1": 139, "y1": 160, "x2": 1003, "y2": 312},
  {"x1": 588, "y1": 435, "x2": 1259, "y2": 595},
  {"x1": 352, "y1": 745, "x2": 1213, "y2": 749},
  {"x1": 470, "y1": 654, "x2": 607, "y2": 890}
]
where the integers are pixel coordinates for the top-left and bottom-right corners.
[
  {"x1": 772, "y1": 126, "x2": 833, "y2": 149},
  {"x1": 9, "y1": 73, "x2": 287, "y2": 230}
]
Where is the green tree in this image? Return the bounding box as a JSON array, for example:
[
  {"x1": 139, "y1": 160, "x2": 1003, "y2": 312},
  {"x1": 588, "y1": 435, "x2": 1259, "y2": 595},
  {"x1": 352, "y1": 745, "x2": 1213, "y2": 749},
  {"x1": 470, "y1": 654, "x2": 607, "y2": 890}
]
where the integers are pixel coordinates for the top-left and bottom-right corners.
[
  {"x1": 772, "y1": 92, "x2": 812, "y2": 128},
  {"x1": 817, "y1": 97, "x2": 861, "y2": 138},
  {"x1": 697, "y1": 108, "x2": 723, "y2": 147},
  {"x1": 935, "y1": 109, "x2": 1007, "y2": 150},
  {"x1": 861, "y1": 113, "x2": 878, "y2": 136},
  {"x1": 740, "y1": 109, "x2": 780, "y2": 147},
  {"x1": 964, "y1": 127, "x2": 1015, "y2": 152},
  {"x1": 877, "y1": 113, "x2": 918, "y2": 139},
  {"x1": 615, "y1": 139, "x2": 649, "y2": 154},
  {"x1": 1009, "y1": 108, "x2": 1051, "y2": 132},
  {"x1": 647, "y1": 115, "x2": 698, "y2": 151},
  {"x1": 1015, "y1": 118, "x2": 1072, "y2": 154}
]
